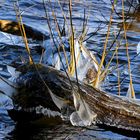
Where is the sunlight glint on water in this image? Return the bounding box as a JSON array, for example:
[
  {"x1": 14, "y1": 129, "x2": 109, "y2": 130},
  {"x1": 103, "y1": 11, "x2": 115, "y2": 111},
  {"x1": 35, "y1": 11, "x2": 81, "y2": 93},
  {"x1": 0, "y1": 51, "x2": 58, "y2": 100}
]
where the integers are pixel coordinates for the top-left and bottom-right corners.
[{"x1": 0, "y1": 0, "x2": 140, "y2": 139}]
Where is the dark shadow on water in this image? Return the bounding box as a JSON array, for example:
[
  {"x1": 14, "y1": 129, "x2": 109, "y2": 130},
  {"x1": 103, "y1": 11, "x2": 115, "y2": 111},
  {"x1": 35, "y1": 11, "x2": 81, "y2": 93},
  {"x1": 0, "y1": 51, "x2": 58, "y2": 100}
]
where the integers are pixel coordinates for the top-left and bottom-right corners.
[
  {"x1": 5, "y1": 122, "x2": 138, "y2": 140},
  {"x1": 6, "y1": 123, "x2": 53, "y2": 140},
  {"x1": 6, "y1": 122, "x2": 84, "y2": 140}
]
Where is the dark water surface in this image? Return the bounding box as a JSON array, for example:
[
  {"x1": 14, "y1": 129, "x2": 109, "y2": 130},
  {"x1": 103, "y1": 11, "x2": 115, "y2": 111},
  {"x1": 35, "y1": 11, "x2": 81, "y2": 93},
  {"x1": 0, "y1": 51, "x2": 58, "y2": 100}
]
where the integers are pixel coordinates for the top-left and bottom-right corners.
[{"x1": 0, "y1": 0, "x2": 140, "y2": 139}]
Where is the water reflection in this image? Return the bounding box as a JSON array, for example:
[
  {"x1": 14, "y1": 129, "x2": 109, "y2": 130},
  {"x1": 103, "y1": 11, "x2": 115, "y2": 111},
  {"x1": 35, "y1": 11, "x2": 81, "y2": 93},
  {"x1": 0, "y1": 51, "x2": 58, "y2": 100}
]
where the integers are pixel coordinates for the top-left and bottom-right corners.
[{"x1": 5, "y1": 123, "x2": 137, "y2": 140}]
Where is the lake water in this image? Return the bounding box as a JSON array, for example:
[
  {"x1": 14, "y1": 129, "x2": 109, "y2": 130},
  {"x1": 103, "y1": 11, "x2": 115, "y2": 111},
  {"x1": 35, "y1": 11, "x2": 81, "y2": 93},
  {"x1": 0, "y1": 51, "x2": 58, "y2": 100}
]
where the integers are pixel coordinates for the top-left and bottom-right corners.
[{"x1": 0, "y1": 0, "x2": 140, "y2": 139}]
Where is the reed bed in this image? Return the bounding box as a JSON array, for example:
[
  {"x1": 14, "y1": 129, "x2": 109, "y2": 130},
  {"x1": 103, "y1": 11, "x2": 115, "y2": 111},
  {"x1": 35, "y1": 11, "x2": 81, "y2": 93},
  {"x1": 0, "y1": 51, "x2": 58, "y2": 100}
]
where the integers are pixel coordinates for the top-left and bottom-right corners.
[{"x1": 12, "y1": 0, "x2": 138, "y2": 99}]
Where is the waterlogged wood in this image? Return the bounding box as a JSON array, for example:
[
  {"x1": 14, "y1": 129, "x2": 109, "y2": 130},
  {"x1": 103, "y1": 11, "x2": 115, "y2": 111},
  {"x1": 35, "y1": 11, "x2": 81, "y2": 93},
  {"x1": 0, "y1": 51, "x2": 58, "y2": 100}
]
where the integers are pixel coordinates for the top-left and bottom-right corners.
[
  {"x1": 82, "y1": 86, "x2": 140, "y2": 132},
  {"x1": 45, "y1": 66, "x2": 140, "y2": 132},
  {"x1": 9, "y1": 64, "x2": 140, "y2": 132}
]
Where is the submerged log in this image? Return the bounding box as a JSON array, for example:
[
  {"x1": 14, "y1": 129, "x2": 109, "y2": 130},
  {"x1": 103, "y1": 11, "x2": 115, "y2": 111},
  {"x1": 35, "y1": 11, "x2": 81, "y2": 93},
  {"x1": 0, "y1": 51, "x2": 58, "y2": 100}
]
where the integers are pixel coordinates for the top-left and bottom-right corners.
[
  {"x1": 0, "y1": 20, "x2": 46, "y2": 40},
  {"x1": 5, "y1": 64, "x2": 140, "y2": 132}
]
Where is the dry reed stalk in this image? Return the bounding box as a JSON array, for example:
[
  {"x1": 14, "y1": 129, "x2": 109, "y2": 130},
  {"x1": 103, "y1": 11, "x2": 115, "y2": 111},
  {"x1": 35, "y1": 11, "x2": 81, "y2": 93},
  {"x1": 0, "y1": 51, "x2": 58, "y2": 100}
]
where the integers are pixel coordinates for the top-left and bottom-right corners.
[
  {"x1": 14, "y1": 3, "x2": 33, "y2": 64},
  {"x1": 122, "y1": 0, "x2": 135, "y2": 98},
  {"x1": 42, "y1": 0, "x2": 74, "y2": 89},
  {"x1": 57, "y1": 0, "x2": 70, "y2": 35},
  {"x1": 113, "y1": 30, "x2": 121, "y2": 96},
  {"x1": 116, "y1": 46, "x2": 121, "y2": 96},
  {"x1": 94, "y1": 3, "x2": 115, "y2": 88},
  {"x1": 69, "y1": 0, "x2": 76, "y2": 76},
  {"x1": 48, "y1": 1, "x2": 70, "y2": 72},
  {"x1": 68, "y1": 1, "x2": 89, "y2": 77},
  {"x1": 100, "y1": 44, "x2": 119, "y2": 83}
]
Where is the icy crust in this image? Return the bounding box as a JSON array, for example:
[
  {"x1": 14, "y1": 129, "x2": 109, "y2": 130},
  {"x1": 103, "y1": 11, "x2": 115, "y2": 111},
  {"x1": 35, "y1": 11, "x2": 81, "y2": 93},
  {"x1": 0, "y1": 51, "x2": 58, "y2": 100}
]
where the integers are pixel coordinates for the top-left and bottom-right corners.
[
  {"x1": 3, "y1": 63, "x2": 140, "y2": 130},
  {"x1": 43, "y1": 38, "x2": 98, "y2": 82},
  {"x1": 36, "y1": 105, "x2": 61, "y2": 117},
  {"x1": 71, "y1": 91, "x2": 97, "y2": 126},
  {"x1": 87, "y1": 88, "x2": 140, "y2": 117},
  {"x1": 13, "y1": 102, "x2": 97, "y2": 127},
  {"x1": 14, "y1": 105, "x2": 61, "y2": 118},
  {"x1": 99, "y1": 121, "x2": 140, "y2": 132},
  {"x1": 4, "y1": 64, "x2": 97, "y2": 127},
  {"x1": 83, "y1": 87, "x2": 140, "y2": 132}
]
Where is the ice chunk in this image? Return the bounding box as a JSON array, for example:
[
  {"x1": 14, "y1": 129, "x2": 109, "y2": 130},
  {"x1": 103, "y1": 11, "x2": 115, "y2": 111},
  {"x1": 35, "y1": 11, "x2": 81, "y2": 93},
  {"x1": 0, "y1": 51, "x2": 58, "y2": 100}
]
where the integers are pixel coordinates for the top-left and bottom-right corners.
[
  {"x1": 126, "y1": 83, "x2": 136, "y2": 99},
  {"x1": 71, "y1": 91, "x2": 97, "y2": 126}
]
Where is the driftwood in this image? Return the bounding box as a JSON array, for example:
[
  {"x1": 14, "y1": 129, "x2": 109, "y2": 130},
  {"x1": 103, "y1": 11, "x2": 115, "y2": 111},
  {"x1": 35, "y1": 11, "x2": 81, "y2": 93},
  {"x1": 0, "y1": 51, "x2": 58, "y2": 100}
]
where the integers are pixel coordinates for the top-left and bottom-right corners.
[
  {"x1": 6, "y1": 64, "x2": 140, "y2": 133},
  {"x1": 0, "y1": 20, "x2": 46, "y2": 40}
]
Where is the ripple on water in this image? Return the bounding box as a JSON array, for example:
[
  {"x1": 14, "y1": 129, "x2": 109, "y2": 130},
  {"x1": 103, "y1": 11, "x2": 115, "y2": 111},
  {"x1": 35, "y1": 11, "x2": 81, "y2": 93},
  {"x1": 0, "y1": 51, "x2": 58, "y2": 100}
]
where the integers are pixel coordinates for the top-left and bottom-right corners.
[
  {"x1": 0, "y1": 93, "x2": 15, "y2": 140},
  {"x1": 0, "y1": 0, "x2": 140, "y2": 139}
]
